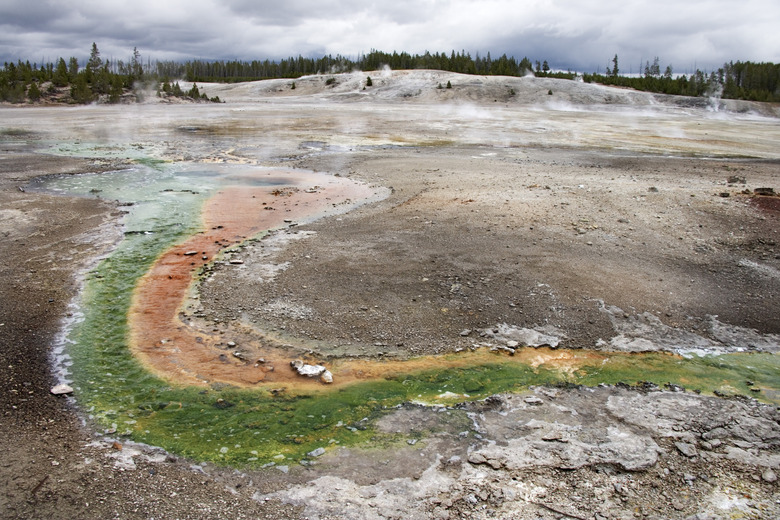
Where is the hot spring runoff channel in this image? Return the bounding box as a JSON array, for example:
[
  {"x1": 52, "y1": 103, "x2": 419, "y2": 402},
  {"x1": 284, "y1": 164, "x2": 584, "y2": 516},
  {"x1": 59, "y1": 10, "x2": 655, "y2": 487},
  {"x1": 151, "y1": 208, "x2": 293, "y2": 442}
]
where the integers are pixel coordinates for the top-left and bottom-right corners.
[{"x1": 33, "y1": 162, "x2": 780, "y2": 468}]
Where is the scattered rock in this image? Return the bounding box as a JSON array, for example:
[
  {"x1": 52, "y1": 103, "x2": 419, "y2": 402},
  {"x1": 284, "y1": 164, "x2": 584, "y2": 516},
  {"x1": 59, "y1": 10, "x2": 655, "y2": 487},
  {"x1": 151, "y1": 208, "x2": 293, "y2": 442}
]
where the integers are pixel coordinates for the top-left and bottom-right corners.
[
  {"x1": 468, "y1": 452, "x2": 487, "y2": 465},
  {"x1": 762, "y1": 468, "x2": 777, "y2": 482},
  {"x1": 50, "y1": 384, "x2": 73, "y2": 395},
  {"x1": 754, "y1": 187, "x2": 776, "y2": 196},
  {"x1": 297, "y1": 364, "x2": 327, "y2": 377},
  {"x1": 481, "y1": 323, "x2": 561, "y2": 348},
  {"x1": 307, "y1": 447, "x2": 326, "y2": 458},
  {"x1": 290, "y1": 359, "x2": 332, "y2": 383},
  {"x1": 524, "y1": 396, "x2": 544, "y2": 406}
]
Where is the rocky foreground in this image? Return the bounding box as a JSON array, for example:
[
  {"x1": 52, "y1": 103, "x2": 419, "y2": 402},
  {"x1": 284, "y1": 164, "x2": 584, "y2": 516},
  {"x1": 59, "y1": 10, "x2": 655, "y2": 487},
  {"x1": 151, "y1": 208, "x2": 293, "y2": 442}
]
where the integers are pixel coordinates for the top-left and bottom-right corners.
[{"x1": 252, "y1": 386, "x2": 780, "y2": 520}]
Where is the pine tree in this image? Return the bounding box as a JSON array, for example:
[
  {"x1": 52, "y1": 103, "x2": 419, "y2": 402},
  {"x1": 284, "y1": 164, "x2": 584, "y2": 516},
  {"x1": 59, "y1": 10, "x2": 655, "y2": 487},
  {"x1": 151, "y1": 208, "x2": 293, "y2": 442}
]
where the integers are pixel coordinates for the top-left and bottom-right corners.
[
  {"x1": 70, "y1": 75, "x2": 93, "y2": 103},
  {"x1": 53, "y1": 58, "x2": 69, "y2": 87},
  {"x1": 68, "y1": 57, "x2": 79, "y2": 79},
  {"x1": 109, "y1": 75, "x2": 124, "y2": 103},
  {"x1": 130, "y1": 47, "x2": 143, "y2": 80},
  {"x1": 27, "y1": 81, "x2": 41, "y2": 102},
  {"x1": 87, "y1": 43, "x2": 102, "y2": 72},
  {"x1": 644, "y1": 57, "x2": 660, "y2": 78}
]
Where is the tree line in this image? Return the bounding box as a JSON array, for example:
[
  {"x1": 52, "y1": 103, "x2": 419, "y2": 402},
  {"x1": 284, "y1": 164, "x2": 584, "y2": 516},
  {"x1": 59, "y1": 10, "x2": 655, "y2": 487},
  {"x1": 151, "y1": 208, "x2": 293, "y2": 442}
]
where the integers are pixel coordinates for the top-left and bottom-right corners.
[
  {"x1": 0, "y1": 43, "x2": 220, "y2": 104},
  {"x1": 177, "y1": 50, "x2": 575, "y2": 83},
  {"x1": 584, "y1": 55, "x2": 780, "y2": 102},
  {"x1": 0, "y1": 45, "x2": 573, "y2": 104},
  {"x1": 2, "y1": 44, "x2": 778, "y2": 104}
]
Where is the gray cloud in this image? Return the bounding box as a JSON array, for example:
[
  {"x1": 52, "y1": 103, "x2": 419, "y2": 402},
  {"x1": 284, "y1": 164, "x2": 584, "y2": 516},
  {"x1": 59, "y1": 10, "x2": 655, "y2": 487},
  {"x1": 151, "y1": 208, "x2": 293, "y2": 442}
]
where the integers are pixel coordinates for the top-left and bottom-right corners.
[{"x1": 1, "y1": 0, "x2": 777, "y2": 73}]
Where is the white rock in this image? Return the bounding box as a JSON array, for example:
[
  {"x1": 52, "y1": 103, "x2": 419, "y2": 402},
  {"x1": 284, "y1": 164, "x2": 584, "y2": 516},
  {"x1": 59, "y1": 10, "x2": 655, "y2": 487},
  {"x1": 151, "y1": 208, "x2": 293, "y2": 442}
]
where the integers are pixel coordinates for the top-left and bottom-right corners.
[
  {"x1": 50, "y1": 384, "x2": 73, "y2": 395},
  {"x1": 298, "y1": 364, "x2": 327, "y2": 377},
  {"x1": 291, "y1": 359, "x2": 329, "y2": 379}
]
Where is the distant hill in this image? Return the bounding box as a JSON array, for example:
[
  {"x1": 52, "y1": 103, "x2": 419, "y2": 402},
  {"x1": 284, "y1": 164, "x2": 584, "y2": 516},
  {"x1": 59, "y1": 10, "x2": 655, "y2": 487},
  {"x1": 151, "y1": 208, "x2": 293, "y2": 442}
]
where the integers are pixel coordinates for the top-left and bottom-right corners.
[{"x1": 181, "y1": 70, "x2": 780, "y2": 117}]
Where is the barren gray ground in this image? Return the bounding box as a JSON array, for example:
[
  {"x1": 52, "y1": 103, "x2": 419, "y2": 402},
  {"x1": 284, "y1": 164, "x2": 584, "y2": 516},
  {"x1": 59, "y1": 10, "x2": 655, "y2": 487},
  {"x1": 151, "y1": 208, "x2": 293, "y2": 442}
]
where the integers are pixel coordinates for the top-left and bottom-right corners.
[{"x1": 1, "y1": 71, "x2": 779, "y2": 519}]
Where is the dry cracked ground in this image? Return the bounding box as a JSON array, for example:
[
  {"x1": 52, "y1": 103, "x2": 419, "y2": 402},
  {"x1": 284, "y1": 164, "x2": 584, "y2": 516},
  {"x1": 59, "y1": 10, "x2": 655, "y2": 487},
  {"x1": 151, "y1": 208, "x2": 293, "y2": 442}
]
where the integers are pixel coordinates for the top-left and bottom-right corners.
[{"x1": 1, "y1": 70, "x2": 779, "y2": 519}]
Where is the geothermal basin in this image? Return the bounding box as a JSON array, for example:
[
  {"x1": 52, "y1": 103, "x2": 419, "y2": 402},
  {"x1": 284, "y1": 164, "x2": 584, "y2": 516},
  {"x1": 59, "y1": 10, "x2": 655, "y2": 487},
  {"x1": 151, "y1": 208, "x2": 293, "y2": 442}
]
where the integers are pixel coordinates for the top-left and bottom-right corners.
[{"x1": 2, "y1": 70, "x2": 780, "y2": 520}]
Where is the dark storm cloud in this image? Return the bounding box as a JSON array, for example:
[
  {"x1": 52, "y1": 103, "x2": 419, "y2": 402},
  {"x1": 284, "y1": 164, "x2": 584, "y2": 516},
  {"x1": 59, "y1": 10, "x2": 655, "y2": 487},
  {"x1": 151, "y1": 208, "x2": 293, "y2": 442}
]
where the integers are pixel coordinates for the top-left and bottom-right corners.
[
  {"x1": 1, "y1": 1, "x2": 71, "y2": 30},
  {"x1": 1, "y1": 0, "x2": 777, "y2": 72}
]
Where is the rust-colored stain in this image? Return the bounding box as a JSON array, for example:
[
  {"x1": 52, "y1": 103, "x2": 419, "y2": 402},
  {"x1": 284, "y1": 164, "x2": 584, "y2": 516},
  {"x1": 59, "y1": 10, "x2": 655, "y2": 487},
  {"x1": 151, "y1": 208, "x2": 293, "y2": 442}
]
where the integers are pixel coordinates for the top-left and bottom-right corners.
[
  {"x1": 128, "y1": 170, "x2": 378, "y2": 388},
  {"x1": 750, "y1": 194, "x2": 780, "y2": 213},
  {"x1": 128, "y1": 169, "x2": 615, "y2": 390}
]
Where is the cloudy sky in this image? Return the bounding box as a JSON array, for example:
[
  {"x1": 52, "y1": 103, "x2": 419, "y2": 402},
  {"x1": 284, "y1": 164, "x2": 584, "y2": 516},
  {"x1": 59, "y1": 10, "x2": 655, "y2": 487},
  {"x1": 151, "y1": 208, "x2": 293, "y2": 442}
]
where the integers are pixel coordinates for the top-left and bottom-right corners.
[{"x1": 1, "y1": 0, "x2": 777, "y2": 74}]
